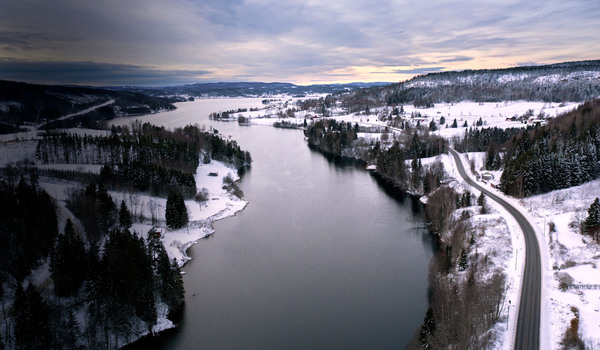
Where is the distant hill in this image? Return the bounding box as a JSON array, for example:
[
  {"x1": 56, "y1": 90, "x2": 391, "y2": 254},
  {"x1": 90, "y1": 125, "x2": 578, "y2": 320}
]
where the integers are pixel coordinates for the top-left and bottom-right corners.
[
  {"x1": 124, "y1": 81, "x2": 392, "y2": 98},
  {"x1": 0, "y1": 80, "x2": 176, "y2": 132},
  {"x1": 340, "y1": 60, "x2": 600, "y2": 109}
]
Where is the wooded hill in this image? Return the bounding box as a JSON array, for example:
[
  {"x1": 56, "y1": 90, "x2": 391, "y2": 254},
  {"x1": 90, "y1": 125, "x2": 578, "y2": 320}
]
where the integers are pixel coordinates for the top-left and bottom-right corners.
[
  {"x1": 500, "y1": 98, "x2": 600, "y2": 197},
  {"x1": 134, "y1": 81, "x2": 390, "y2": 98},
  {"x1": 0, "y1": 80, "x2": 177, "y2": 132},
  {"x1": 338, "y1": 60, "x2": 600, "y2": 111}
]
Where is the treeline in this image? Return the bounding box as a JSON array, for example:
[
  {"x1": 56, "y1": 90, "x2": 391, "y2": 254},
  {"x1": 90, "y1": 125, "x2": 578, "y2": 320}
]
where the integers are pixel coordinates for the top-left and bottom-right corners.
[
  {"x1": 0, "y1": 175, "x2": 184, "y2": 350},
  {"x1": 500, "y1": 99, "x2": 600, "y2": 197},
  {"x1": 455, "y1": 126, "x2": 529, "y2": 153},
  {"x1": 409, "y1": 187, "x2": 506, "y2": 349},
  {"x1": 304, "y1": 119, "x2": 358, "y2": 156},
  {"x1": 209, "y1": 108, "x2": 248, "y2": 120},
  {"x1": 35, "y1": 123, "x2": 251, "y2": 198},
  {"x1": 370, "y1": 132, "x2": 446, "y2": 194}
]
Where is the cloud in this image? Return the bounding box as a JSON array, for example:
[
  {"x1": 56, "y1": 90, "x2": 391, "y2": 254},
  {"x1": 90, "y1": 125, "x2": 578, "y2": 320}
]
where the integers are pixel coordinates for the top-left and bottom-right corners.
[
  {"x1": 394, "y1": 67, "x2": 446, "y2": 75},
  {"x1": 0, "y1": 0, "x2": 598, "y2": 84},
  {"x1": 439, "y1": 56, "x2": 474, "y2": 63},
  {"x1": 0, "y1": 60, "x2": 211, "y2": 86}
]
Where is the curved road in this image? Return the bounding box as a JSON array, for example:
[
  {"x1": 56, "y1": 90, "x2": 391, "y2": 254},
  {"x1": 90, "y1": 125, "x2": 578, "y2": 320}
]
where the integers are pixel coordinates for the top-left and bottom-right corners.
[{"x1": 448, "y1": 148, "x2": 541, "y2": 350}]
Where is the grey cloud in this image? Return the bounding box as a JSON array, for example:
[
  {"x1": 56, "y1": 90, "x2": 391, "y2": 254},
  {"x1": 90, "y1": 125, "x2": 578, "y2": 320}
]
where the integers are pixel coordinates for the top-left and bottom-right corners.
[
  {"x1": 0, "y1": 60, "x2": 211, "y2": 86},
  {"x1": 394, "y1": 67, "x2": 445, "y2": 74},
  {"x1": 440, "y1": 56, "x2": 474, "y2": 63},
  {"x1": 0, "y1": 0, "x2": 598, "y2": 84}
]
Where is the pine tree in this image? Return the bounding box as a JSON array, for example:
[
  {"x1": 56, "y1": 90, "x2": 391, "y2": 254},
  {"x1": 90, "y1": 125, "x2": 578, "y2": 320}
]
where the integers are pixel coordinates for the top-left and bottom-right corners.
[
  {"x1": 478, "y1": 193, "x2": 487, "y2": 214},
  {"x1": 119, "y1": 200, "x2": 133, "y2": 229},
  {"x1": 418, "y1": 307, "x2": 436, "y2": 348},
  {"x1": 50, "y1": 219, "x2": 88, "y2": 297},
  {"x1": 13, "y1": 284, "x2": 53, "y2": 349},
  {"x1": 459, "y1": 248, "x2": 468, "y2": 271},
  {"x1": 166, "y1": 189, "x2": 188, "y2": 229},
  {"x1": 584, "y1": 197, "x2": 600, "y2": 241}
]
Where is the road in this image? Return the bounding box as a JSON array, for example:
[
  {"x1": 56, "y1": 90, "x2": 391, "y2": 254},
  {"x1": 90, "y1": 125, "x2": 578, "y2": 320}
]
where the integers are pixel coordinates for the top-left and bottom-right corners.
[
  {"x1": 448, "y1": 148, "x2": 541, "y2": 350},
  {"x1": 37, "y1": 98, "x2": 115, "y2": 130}
]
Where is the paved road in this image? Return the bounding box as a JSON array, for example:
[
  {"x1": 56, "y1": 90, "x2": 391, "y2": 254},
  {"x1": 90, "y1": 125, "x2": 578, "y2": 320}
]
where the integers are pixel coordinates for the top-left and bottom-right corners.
[{"x1": 448, "y1": 148, "x2": 541, "y2": 350}]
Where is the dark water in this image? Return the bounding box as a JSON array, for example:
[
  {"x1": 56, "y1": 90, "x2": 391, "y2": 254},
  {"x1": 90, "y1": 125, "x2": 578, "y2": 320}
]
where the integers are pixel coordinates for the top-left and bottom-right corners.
[{"x1": 134, "y1": 121, "x2": 435, "y2": 349}]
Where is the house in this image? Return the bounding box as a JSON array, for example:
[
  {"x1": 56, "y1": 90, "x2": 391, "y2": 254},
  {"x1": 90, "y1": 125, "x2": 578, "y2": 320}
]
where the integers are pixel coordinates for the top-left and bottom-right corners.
[{"x1": 482, "y1": 172, "x2": 494, "y2": 181}]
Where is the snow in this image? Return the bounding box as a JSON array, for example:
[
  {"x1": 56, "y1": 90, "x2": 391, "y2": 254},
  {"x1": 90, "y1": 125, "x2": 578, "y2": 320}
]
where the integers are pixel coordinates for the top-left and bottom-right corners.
[
  {"x1": 105, "y1": 160, "x2": 247, "y2": 267},
  {"x1": 520, "y1": 180, "x2": 600, "y2": 348},
  {"x1": 448, "y1": 148, "x2": 600, "y2": 349},
  {"x1": 1, "y1": 97, "x2": 596, "y2": 348}
]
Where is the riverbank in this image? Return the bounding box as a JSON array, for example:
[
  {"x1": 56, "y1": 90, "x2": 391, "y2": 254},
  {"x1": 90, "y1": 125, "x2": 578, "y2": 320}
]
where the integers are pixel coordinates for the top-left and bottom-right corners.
[{"x1": 119, "y1": 160, "x2": 249, "y2": 267}]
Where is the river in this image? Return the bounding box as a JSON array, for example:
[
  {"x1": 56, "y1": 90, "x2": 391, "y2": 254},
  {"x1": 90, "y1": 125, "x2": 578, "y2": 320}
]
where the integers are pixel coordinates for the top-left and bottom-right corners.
[{"x1": 118, "y1": 99, "x2": 435, "y2": 349}]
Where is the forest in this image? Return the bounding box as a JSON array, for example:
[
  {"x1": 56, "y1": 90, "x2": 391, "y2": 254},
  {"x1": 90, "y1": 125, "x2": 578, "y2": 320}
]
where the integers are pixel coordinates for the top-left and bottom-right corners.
[
  {"x1": 0, "y1": 120, "x2": 252, "y2": 349},
  {"x1": 332, "y1": 60, "x2": 600, "y2": 113},
  {"x1": 499, "y1": 99, "x2": 600, "y2": 197},
  {"x1": 35, "y1": 122, "x2": 251, "y2": 198},
  {"x1": 0, "y1": 175, "x2": 185, "y2": 349}
]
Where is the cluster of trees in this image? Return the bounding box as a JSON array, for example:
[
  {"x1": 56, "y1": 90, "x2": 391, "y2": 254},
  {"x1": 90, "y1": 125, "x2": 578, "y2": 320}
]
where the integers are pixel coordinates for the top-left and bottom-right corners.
[
  {"x1": 500, "y1": 100, "x2": 600, "y2": 197},
  {"x1": 455, "y1": 127, "x2": 527, "y2": 153},
  {"x1": 0, "y1": 177, "x2": 58, "y2": 282},
  {"x1": 370, "y1": 132, "x2": 446, "y2": 194},
  {"x1": 35, "y1": 123, "x2": 252, "y2": 198},
  {"x1": 272, "y1": 120, "x2": 301, "y2": 129},
  {"x1": 304, "y1": 119, "x2": 358, "y2": 156},
  {"x1": 66, "y1": 182, "x2": 118, "y2": 245},
  {"x1": 305, "y1": 119, "x2": 447, "y2": 195},
  {"x1": 0, "y1": 174, "x2": 185, "y2": 349},
  {"x1": 411, "y1": 186, "x2": 506, "y2": 349},
  {"x1": 209, "y1": 108, "x2": 248, "y2": 120}
]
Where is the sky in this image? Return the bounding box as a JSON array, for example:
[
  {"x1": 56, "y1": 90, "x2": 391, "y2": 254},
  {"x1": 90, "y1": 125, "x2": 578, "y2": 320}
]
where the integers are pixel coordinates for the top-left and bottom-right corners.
[{"x1": 0, "y1": 0, "x2": 599, "y2": 86}]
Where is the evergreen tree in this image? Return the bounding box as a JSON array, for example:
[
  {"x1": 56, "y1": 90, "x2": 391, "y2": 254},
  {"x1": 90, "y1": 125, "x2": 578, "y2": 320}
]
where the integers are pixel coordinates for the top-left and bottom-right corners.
[
  {"x1": 62, "y1": 311, "x2": 80, "y2": 350},
  {"x1": 418, "y1": 307, "x2": 436, "y2": 348},
  {"x1": 50, "y1": 219, "x2": 88, "y2": 297},
  {"x1": 478, "y1": 193, "x2": 487, "y2": 214},
  {"x1": 13, "y1": 284, "x2": 53, "y2": 349},
  {"x1": 584, "y1": 197, "x2": 600, "y2": 241},
  {"x1": 119, "y1": 200, "x2": 133, "y2": 229},
  {"x1": 166, "y1": 189, "x2": 188, "y2": 229},
  {"x1": 459, "y1": 248, "x2": 468, "y2": 271},
  {"x1": 429, "y1": 120, "x2": 437, "y2": 131},
  {"x1": 485, "y1": 143, "x2": 501, "y2": 170}
]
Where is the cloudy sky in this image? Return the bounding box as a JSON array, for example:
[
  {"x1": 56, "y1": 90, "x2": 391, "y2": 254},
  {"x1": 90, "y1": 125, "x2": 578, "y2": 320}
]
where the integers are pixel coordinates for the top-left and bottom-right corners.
[{"x1": 1, "y1": 0, "x2": 599, "y2": 86}]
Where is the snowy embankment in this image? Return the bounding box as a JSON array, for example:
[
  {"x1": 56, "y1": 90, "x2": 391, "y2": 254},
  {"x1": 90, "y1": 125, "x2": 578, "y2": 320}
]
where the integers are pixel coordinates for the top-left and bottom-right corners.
[
  {"x1": 418, "y1": 152, "x2": 521, "y2": 349},
  {"x1": 521, "y1": 180, "x2": 600, "y2": 348},
  {"x1": 119, "y1": 160, "x2": 248, "y2": 267},
  {"x1": 448, "y1": 151, "x2": 600, "y2": 349}
]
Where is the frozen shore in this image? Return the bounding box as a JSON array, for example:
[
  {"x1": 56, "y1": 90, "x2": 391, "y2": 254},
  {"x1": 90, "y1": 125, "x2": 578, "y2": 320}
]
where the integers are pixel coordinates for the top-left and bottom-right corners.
[{"x1": 120, "y1": 159, "x2": 249, "y2": 267}]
